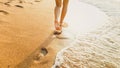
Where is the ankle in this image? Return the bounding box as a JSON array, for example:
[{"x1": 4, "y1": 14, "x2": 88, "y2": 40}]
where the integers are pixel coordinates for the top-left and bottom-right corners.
[{"x1": 55, "y1": 20, "x2": 57, "y2": 22}]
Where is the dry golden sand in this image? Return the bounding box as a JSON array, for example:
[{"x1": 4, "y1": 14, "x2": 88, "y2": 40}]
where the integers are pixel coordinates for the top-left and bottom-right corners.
[{"x1": 0, "y1": 0, "x2": 67, "y2": 68}]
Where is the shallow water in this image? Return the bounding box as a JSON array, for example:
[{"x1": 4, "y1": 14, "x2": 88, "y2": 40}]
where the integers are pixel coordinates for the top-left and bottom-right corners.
[
  {"x1": 52, "y1": 0, "x2": 120, "y2": 68},
  {"x1": 53, "y1": 17, "x2": 120, "y2": 68}
]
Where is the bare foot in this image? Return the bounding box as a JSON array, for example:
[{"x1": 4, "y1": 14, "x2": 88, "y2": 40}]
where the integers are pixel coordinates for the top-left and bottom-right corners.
[
  {"x1": 60, "y1": 22, "x2": 68, "y2": 27},
  {"x1": 54, "y1": 20, "x2": 62, "y2": 30},
  {"x1": 54, "y1": 29, "x2": 62, "y2": 35},
  {"x1": 54, "y1": 21, "x2": 62, "y2": 35},
  {"x1": 62, "y1": 22, "x2": 68, "y2": 27}
]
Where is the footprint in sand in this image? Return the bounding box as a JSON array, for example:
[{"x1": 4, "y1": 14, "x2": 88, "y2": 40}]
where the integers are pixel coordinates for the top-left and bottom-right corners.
[
  {"x1": 15, "y1": 5, "x2": 24, "y2": 8},
  {"x1": 19, "y1": 0, "x2": 25, "y2": 3},
  {"x1": 4, "y1": 0, "x2": 13, "y2": 4},
  {"x1": 33, "y1": 48, "x2": 48, "y2": 63},
  {"x1": 0, "y1": 10, "x2": 9, "y2": 15},
  {"x1": 4, "y1": 2, "x2": 11, "y2": 6},
  {"x1": 34, "y1": 0, "x2": 42, "y2": 2},
  {"x1": 0, "y1": 2, "x2": 10, "y2": 6}
]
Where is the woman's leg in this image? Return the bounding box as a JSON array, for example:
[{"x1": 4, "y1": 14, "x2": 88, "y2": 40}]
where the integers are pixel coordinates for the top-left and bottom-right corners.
[
  {"x1": 54, "y1": 0, "x2": 62, "y2": 30},
  {"x1": 54, "y1": 0, "x2": 62, "y2": 34},
  {"x1": 60, "y1": 0, "x2": 69, "y2": 26},
  {"x1": 54, "y1": 0, "x2": 62, "y2": 22}
]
